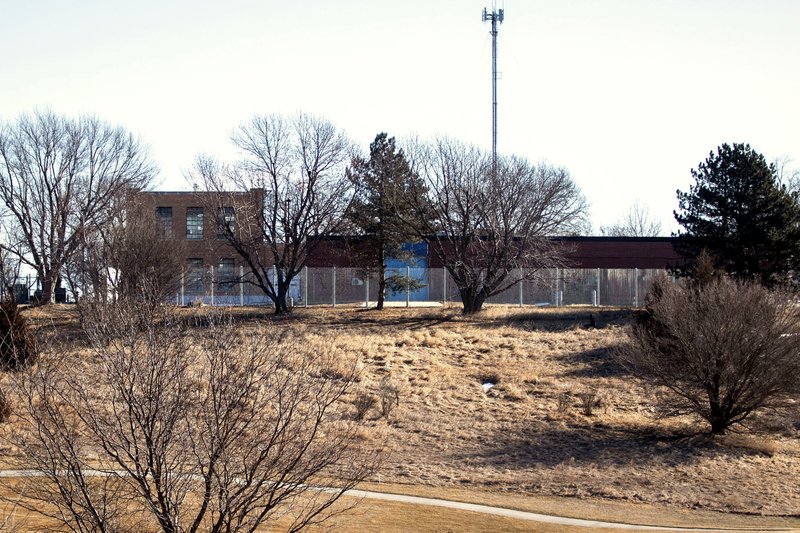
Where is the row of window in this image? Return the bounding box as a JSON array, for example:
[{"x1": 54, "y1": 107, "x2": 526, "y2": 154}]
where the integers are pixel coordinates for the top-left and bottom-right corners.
[
  {"x1": 186, "y1": 258, "x2": 237, "y2": 291},
  {"x1": 156, "y1": 206, "x2": 235, "y2": 240}
]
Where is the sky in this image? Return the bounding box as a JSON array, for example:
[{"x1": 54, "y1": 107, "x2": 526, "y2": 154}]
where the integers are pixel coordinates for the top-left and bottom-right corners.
[{"x1": 2, "y1": 0, "x2": 799, "y2": 235}]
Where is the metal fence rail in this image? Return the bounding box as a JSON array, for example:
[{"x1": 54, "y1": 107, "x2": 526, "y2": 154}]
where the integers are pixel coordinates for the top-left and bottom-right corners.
[{"x1": 173, "y1": 267, "x2": 665, "y2": 308}]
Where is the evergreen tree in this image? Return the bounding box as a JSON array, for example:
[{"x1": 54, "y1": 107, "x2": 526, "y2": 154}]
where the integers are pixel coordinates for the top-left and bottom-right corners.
[
  {"x1": 674, "y1": 143, "x2": 800, "y2": 286},
  {"x1": 346, "y1": 133, "x2": 428, "y2": 310}
]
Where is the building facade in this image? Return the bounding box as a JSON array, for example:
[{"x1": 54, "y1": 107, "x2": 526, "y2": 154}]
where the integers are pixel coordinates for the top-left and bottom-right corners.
[
  {"x1": 131, "y1": 188, "x2": 267, "y2": 304},
  {"x1": 131, "y1": 189, "x2": 683, "y2": 306}
]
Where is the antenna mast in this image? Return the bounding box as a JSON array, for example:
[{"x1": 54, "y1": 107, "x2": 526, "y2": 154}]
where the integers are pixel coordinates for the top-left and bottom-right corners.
[{"x1": 482, "y1": 4, "x2": 504, "y2": 167}]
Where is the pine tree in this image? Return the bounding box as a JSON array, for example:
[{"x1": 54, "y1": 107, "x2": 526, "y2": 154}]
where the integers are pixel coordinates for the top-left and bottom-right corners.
[
  {"x1": 346, "y1": 133, "x2": 428, "y2": 310},
  {"x1": 674, "y1": 143, "x2": 800, "y2": 286}
]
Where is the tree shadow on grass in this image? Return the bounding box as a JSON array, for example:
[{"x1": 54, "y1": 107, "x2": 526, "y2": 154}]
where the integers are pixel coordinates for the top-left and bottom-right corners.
[
  {"x1": 202, "y1": 305, "x2": 459, "y2": 331},
  {"x1": 557, "y1": 344, "x2": 630, "y2": 378},
  {"x1": 474, "y1": 307, "x2": 637, "y2": 333},
  {"x1": 457, "y1": 421, "x2": 768, "y2": 471}
]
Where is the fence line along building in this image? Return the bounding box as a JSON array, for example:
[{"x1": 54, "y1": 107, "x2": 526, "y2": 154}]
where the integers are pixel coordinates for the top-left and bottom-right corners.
[{"x1": 132, "y1": 190, "x2": 682, "y2": 307}]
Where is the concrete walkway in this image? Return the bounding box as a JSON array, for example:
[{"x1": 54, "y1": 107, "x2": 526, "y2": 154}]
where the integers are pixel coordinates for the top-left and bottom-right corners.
[{"x1": 342, "y1": 488, "x2": 794, "y2": 532}]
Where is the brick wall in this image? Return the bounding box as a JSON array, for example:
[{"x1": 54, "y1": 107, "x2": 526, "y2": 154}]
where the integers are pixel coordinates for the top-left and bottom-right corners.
[{"x1": 130, "y1": 189, "x2": 265, "y2": 271}]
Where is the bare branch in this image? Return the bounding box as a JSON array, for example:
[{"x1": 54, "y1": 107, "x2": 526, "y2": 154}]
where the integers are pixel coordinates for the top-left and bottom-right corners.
[
  {"x1": 402, "y1": 137, "x2": 588, "y2": 314},
  {"x1": 0, "y1": 111, "x2": 156, "y2": 304},
  {"x1": 599, "y1": 201, "x2": 663, "y2": 237},
  {"x1": 8, "y1": 289, "x2": 381, "y2": 532},
  {"x1": 188, "y1": 113, "x2": 353, "y2": 315}
]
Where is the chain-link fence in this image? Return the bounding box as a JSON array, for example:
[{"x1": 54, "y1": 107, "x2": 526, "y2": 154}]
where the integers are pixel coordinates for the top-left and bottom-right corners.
[{"x1": 172, "y1": 266, "x2": 665, "y2": 308}]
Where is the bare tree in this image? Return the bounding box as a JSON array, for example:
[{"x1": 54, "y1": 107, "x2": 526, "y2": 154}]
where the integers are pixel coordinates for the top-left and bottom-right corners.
[
  {"x1": 599, "y1": 201, "x2": 663, "y2": 237},
  {"x1": 190, "y1": 113, "x2": 353, "y2": 315},
  {"x1": 403, "y1": 138, "x2": 588, "y2": 314},
  {"x1": 774, "y1": 155, "x2": 800, "y2": 191},
  {"x1": 0, "y1": 111, "x2": 155, "y2": 304},
  {"x1": 66, "y1": 195, "x2": 186, "y2": 305},
  {"x1": 8, "y1": 286, "x2": 381, "y2": 532},
  {"x1": 618, "y1": 276, "x2": 800, "y2": 435}
]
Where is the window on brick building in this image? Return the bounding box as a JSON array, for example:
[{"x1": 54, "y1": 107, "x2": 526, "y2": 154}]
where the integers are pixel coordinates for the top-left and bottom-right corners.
[
  {"x1": 217, "y1": 258, "x2": 236, "y2": 294},
  {"x1": 156, "y1": 207, "x2": 173, "y2": 237},
  {"x1": 186, "y1": 207, "x2": 203, "y2": 239},
  {"x1": 217, "y1": 206, "x2": 235, "y2": 239},
  {"x1": 186, "y1": 258, "x2": 204, "y2": 293}
]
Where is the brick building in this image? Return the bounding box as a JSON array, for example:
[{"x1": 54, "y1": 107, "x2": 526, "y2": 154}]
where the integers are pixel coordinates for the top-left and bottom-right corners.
[
  {"x1": 133, "y1": 190, "x2": 682, "y2": 271},
  {"x1": 306, "y1": 235, "x2": 682, "y2": 269},
  {"x1": 130, "y1": 189, "x2": 683, "y2": 306},
  {"x1": 131, "y1": 189, "x2": 266, "y2": 302}
]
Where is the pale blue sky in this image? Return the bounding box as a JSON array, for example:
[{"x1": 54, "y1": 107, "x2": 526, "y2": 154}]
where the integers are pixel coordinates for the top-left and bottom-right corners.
[{"x1": 2, "y1": 0, "x2": 799, "y2": 234}]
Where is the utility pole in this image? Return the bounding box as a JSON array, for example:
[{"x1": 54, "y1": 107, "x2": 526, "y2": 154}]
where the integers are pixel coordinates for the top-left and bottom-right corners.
[{"x1": 482, "y1": 5, "x2": 504, "y2": 168}]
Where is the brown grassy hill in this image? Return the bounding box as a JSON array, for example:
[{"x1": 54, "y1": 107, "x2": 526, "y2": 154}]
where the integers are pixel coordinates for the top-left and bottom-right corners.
[{"x1": 18, "y1": 304, "x2": 800, "y2": 517}]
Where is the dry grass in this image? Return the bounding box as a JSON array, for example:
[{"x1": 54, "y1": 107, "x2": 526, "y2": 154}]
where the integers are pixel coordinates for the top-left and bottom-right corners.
[{"x1": 9, "y1": 303, "x2": 800, "y2": 529}]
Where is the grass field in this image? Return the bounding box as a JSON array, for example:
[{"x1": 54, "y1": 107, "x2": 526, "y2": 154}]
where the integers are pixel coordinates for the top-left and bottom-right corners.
[{"x1": 4, "y1": 303, "x2": 800, "y2": 531}]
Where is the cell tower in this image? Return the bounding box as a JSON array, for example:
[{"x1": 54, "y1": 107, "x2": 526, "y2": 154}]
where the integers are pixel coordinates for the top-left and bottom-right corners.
[{"x1": 482, "y1": 4, "x2": 504, "y2": 167}]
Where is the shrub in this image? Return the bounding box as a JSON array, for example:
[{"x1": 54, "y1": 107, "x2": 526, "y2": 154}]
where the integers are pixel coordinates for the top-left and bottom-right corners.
[
  {"x1": 0, "y1": 387, "x2": 11, "y2": 422},
  {"x1": 619, "y1": 277, "x2": 800, "y2": 435},
  {"x1": 11, "y1": 304, "x2": 381, "y2": 532},
  {"x1": 556, "y1": 392, "x2": 571, "y2": 413},
  {"x1": 0, "y1": 298, "x2": 35, "y2": 371},
  {"x1": 378, "y1": 378, "x2": 400, "y2": 420},
  {"x1": 578, "y1": 389, "x2": 603, "y2": 416},
  {"x1": 354, "y1": 391, "x2": 376, "y2": 420}
]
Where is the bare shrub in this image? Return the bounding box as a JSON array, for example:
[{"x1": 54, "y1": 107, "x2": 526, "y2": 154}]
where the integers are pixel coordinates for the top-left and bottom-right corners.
[
  {"x1": 353, "y1": 391, "x2": 376, "y2": 420},
  {"x1": 556, "y1": 392, "x2": 571, "y2": 413},
  {"x1": 9, "y1": 290, "x2": 382, "y2": 532},
  {"x1": 0, "y1": 387, "x2": 11, "y2": 423},
  {"x1": 578, "y1": 389, "x2": 602, "y2": 416},
  {"x1": 378, "y1": 379, "x2": 400, "y2": 420},
  {"x1": 0, "y1": 298, "x2": 35, "y2": 371},
  {"x1": 618, "y1": 277, "x2": 800, "y2": 435}
]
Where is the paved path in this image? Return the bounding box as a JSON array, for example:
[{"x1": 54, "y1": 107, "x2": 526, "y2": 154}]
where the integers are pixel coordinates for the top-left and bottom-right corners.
[
  {"x1": 0, "y1": 470, "x2": 794, "y2": 532},
  {"x1": 343, "y1": 488, "x2": 794, "y2": 532}
]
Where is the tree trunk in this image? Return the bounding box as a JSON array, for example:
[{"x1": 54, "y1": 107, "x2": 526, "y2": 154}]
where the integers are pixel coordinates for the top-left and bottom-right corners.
[
  {"x1": 376, "y1": 271, "x2": 386, "y2": 311},
  {"x1": 460, "y1": 287, "x2": 487, "y2": 315},
  {"x1": 710, "y1": 416, "x2": 728, "y2": 435},
  {"x1": 708, "y1": 390, "x2": 728, "y2": 435},
  {"x1": 273, "y1": 283, "x2": 291, "y2": 316},
  {"x1": 376, "y1": 248, "x2": 386, "y2": 311},
  {"x1": 37, "y1": 274, "x2": 55, "y2": 306}
]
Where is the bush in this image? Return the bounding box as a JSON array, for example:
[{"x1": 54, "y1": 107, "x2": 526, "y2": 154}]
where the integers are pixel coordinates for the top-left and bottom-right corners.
[
  {"x1": 354, "y1": 391, "x2": 376, "y2": 420},
  {"x1": 619, "y1": 277, "x2": 800, "y2": 435},
  {"x1": 578, "y1": 389, "x2": 603, "y2": 416},
  {"x1": 0, "y1": 299, "x2": 35, "y2": 371},
  {"x1": 0, "y1": 387, "x2": 11, "y2": 422},
  {"x1": 11, "y1": 304, "x2": 381, "y2": 532},
  {"x1": 556, "y1": 392, "x2": 571, "y2": 413},
  {"x1": 378, "y1": 378, "x2": 400, "y2": 420}
]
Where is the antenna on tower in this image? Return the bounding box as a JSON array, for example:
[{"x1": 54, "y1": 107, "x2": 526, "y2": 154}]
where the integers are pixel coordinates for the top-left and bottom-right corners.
[{"x1": 482, "y1": 4, "x2": 504, "y2": 170}]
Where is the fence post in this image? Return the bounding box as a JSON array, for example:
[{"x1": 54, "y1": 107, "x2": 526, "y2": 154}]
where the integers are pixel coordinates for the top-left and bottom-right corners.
[
  {"x1": 239, "y1": 265, "x2": 244, "y2": 306},
  {"x1": 332, "y1": 266, "x2": 337, "y2": 308},
  {"x1": 364, "y1": 273, "x2": 370, "y2": 308},
  {"x1": 180, "y1": 269, "x2": 184, "y2": 306},
  {"x1": 596, "y1": 268, "x2": 601, "y2": 307},
  {"x1": 553, "y1": 268, "x2": 559, "y2": 307},
  {"x1": 634, "y1": 267, "x2": 639, "y2": 307},
  {"x1": 304, "y1": 266, "x2": 308, "y2": 307},
  {"x1": 210, "y1": 265, "x2": 215, "y2": 306},
  {"x1": 405, "y1": 266, "x2": 411, "y2": 307},
  {"x1": 442, "y1": 268, "x2": 447, "y2": 306},
  {"x1": 518, "y1": 268, "x2": 523, "y2": 307}
]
